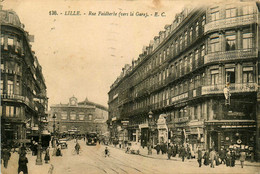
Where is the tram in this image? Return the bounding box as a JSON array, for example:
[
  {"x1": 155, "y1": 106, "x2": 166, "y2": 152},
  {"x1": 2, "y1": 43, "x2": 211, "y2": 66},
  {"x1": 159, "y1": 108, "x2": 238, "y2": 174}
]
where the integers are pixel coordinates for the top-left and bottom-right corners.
[{"x1": 86, "y1": 132, "x2": 98, "y2": 146}]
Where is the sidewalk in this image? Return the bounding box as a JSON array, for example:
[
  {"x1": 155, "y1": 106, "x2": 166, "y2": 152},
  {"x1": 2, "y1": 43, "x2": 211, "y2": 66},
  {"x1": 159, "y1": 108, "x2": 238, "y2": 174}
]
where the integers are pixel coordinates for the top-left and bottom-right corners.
[
  {"x1": 1, "y1": 149, "x2": 54, "y2": 174},
  {"x1": 109, "y1": 144, "x2": 260, "y2": 168}
]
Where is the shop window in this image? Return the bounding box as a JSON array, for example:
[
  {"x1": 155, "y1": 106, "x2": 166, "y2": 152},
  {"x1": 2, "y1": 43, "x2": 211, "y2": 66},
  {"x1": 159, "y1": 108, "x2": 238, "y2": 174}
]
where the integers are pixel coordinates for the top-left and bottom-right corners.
[
  {"x1": 211, "y1": 69, "x2": 219, "y2": 85},
  {"x1": 243, "y1": 67, "x2": 253, "y2": 83},
  {"x1": 242, "y1": 6, "x2": 254, "y2": 15},
  {"x1": 226, "y1": 68, "x2": 235, "y2": 84},
  {"x1": 225, "y1": 35, "x2": 236, "y2": 51},
  {"x1": 242, "y1": 33, "x2": 253, "y2": 49},
  {"x1": 226, "y1": 7, "x2": 236, "y2": 18},
  {"x1": 210, "y1": 37, "x2": 220, "y2": 52}
]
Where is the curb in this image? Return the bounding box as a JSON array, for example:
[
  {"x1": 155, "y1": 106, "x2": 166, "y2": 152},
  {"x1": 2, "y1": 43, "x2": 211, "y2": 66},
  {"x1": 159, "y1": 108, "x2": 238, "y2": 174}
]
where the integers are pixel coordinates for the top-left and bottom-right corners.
[{"x1": 108, "y1": 145, "x2": 260, "y2": 167}]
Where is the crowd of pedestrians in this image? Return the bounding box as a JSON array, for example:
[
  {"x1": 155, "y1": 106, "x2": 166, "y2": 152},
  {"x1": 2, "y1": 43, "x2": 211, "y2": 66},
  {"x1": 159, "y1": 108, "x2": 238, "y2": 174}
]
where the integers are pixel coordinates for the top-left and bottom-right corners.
[{"x1": 153, "y1": 142, "x2": 253, "y2": 169}]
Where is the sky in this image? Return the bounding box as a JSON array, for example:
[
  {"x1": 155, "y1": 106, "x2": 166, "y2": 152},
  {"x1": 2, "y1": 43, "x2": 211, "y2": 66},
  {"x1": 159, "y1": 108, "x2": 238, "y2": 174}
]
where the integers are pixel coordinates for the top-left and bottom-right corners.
[{"x1": 1, "y1": 0, "x2": 212, "y2": 108}]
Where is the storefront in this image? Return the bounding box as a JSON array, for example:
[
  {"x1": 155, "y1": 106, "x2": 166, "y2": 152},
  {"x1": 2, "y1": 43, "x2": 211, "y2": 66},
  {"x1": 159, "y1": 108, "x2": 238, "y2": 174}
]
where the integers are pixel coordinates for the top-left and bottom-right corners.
[
  {"x1": 188, "y1": 120, "x2": 205, "y2": 151},
  {"x1": 205, "y1": 120, "x2": 256, "y2": 153}
]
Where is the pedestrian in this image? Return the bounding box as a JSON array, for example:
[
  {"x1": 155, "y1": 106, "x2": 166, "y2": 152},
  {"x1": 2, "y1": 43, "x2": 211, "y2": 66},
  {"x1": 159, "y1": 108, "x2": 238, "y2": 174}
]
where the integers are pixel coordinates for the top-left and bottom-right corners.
[
  {"x1": 2, "y1": 146, "x2": 11, "y2": 168},
  {"x1": 75, "y1": 142, "x2": 80, "y2": 155},
  {"x1": 209, "y1": 148, "x2": 216, "y2": 168},
  {"x1": 56, "y1": 145, "x2": 62, "y2": 156},
  {"x1": 155, "y1": 143, "x2": 160, "y2": 155},
  {"x1": 180, "y1": 145, "x2": 186, "y2": 162},
  {"x1": 105, "y1": 147, "x2": 109, "y2": 157},
  {"x1": 18, "y1": 153, "x2": 28, "y2": 174},
  {"x1": 18, "y1": 143, "x2": 27, "y2": 157},
  {"x1": 219, "y1": 148, "x2": 226, "y2": 165},
  {"x1": 250, "y1": 151, "x2": 254, "y2": 162},
  {"x1": 187, "y1": 144, "x2": 191, "y2": 159},
  {"x1": 231, "y1": 150, "x2": 236, "y2": 167},
  {"x1": 197, "y1": 148, "x2": 203, "y2": 167},
  {"x1": 240, "y1": 150, "x2": 246, "y2": 168},
  {"x1": 203, "y1": 150, "x2": 210, "y2": 166},
  {"x1": 44, "y1": 147, "x2": 50, "y2": 163},
  {"x1": 167, "y1": 144, "x2": 173, "y2": 160},
  {"x1": 226, "y1": 150, "x2": 231, "y2": 167}
]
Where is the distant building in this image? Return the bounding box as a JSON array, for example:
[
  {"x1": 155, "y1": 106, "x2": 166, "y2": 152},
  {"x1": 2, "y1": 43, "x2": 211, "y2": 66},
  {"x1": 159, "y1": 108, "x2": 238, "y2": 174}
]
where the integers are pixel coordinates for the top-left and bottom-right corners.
[
  {"x1": 108, "y1": 1, "x2": 260, "y2": 161},
  {"x1": 48, "y1": 96, "x2": 108, "y2": 136},
  {"x1": 0, "y1": 6, "x2": 48, "y2": 144}
]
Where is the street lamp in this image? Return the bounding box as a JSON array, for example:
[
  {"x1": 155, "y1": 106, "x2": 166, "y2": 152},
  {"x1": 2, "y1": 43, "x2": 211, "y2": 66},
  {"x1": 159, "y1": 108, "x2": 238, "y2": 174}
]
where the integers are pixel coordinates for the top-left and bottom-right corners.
[
  {"x1": 53, "y1": 114, "x2": 57, "y2": 136},
  {"x1": 36, "y1": 114, "x2": 44, "y2": 165},
  {"x1": 148, "y1": 110, "x2": 153, "y2": 155}
]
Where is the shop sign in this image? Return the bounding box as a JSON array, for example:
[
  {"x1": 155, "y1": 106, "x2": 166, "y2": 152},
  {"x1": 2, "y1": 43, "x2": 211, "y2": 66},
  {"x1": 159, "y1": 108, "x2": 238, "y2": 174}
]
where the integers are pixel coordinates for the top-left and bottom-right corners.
[
  {"x1": 139, "y1": 123, "x2": 148, "y2": 129},
  {"x1": 188, "y1": 121, "x2": 203, "y2": 126},
  {"x1": 171, "y1": 92, "x2": 188, "y2": 103},
  {"x1": 227, "y1": 112, "x2": 245, "y2": 117}
]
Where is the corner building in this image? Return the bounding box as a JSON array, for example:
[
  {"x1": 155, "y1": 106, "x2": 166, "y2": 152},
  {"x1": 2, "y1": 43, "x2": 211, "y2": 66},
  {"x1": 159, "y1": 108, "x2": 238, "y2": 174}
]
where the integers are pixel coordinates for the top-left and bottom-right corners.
[
  {"x1": 1, "y1": 7, "x2": 48, "y2": 144},
  {"x1": 108, "y1": 1, "x2": 260, "y2": 160}
]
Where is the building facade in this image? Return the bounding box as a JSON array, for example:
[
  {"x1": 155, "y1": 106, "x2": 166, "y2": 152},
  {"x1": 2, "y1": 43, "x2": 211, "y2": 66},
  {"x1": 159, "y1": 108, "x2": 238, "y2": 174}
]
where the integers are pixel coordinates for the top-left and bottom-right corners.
[
  {"x1": 108, "y1": 2, "x2": 260, "y2": 160},
  {"x1": 48, "y1": 96, "x2": 108, "y2": 136},
  {"x1": 1, "y1": 6, "x2": 48, "y2": 144}
]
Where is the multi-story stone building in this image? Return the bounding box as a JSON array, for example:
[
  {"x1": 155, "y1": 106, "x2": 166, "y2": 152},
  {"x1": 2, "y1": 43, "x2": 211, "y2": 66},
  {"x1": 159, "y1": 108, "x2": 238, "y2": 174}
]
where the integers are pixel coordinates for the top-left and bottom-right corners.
[
  {"x1": 108, "y1": 1, "x2": 260, "y2": 160},
  {"x1": 1, "y1": 6, "x2": 48, "y2": 144},
  {"x1": 48, "y1": 96, "x2": 108, "y2": 136}
]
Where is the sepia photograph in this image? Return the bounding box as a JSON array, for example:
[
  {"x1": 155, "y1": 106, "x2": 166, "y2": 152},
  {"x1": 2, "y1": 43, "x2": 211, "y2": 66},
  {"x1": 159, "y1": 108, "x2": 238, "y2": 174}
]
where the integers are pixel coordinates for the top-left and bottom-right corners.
[{"x1": 1, "y1": 0, "x2": 260, "y2": 173}]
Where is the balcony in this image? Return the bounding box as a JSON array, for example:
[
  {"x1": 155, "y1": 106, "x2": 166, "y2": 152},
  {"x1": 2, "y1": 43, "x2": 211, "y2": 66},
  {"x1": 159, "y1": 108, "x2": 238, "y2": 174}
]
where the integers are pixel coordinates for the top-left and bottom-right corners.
[
  {"x1": 204, "y1": 48, "x2": 258, "y2": 64},
  {"x1": 201, "y1": 83, "x2": 257, "y2": 95},
  {"x1": 1, "y1": 94, "x2": 35, "y2": 109},
  {"x1": 205, "y1": 14, "x2": 256, "y2": 33}
]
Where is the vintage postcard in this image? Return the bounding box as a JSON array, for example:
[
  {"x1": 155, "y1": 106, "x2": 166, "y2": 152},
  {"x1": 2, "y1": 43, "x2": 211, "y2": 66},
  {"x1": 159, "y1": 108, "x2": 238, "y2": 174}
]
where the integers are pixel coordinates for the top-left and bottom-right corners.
[{"x1": 1, "y1": 0, "x2": 260, "y2": 173}]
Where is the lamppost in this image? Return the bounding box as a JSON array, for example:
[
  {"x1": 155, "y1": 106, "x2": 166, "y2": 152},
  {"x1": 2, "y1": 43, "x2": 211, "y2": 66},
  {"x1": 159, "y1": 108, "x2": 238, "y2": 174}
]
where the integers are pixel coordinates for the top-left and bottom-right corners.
[
  {"x1": 36, "y1": 112, "x2": 45, "y2": 165},
  {"x1": 53, "y1": 114, "x2": 57, "y2": 136},
  {"x1": 148, "y1": 110, "x2": 153, "y2": 155}
]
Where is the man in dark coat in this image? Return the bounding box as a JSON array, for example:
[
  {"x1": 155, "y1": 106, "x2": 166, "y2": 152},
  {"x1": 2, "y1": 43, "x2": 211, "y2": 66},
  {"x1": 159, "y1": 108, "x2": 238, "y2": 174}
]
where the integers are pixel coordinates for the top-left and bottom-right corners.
[
  {"x1": 167, "y1": 144, "x2": 173, "y2": 160},
  {"x1": 18, "y1": 153, "x2": 28, "y2": 174},
  {"x1": 2, "y1": 146, "x2": 11, "y2": 168},
  {"x1": 197, "y1": 148, "x2": 203, "y2": 167},
  {"x1": 180, "y1": 145, "x2": 186, "y2": 162},
  {"x1": 231, "y1": 150, "x2": 236, "y2": 167},
  {"x1": 219, "y1": 148, "x2": 226, "y2": 165},
  {"x1": 203, "y1": 150, "x2": 210, "y2": 166},
  {"x1": 155, "y1": 144, "x2": 161, "y2": 155}
]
